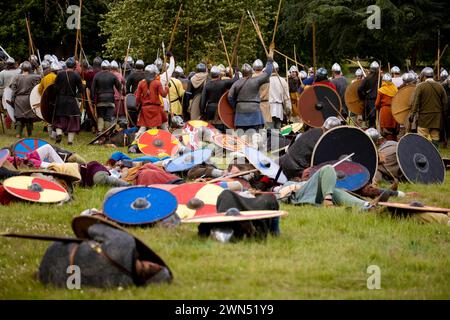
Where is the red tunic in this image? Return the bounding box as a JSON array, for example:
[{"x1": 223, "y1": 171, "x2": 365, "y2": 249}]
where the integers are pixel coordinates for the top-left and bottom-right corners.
[
  {"x1": 313, "y1": 80, "x2": 337, "y2": 91},
  {"x1": 135, "y1": 79, "x2": 168, "y2": 127},
  {"x1": 375, "y1": 92, "x2": 397, "y2": 129}
]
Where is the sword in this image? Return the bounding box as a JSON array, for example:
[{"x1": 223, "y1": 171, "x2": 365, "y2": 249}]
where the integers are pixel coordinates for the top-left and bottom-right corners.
[{"x1": 1, "y1": 233, "x2": 85, "y2": 243}]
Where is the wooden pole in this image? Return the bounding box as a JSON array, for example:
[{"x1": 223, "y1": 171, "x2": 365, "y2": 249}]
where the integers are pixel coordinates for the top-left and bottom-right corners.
[
  {"x1": 376, "y1": 61, "x2": 382, "y2": 132},
  {"x1": 168, "y1": 3, "x2": 183, "y2": 52},
  {"x1": 122, "y1": 40, "x2": 131, "y2": 79},
  {"x1": 312, "y1": 22, "x2": 317, "y2": 72},
  {"x1": 74, "y1": 0, "x2": 83, "y2": 59},
  {"x1": 186, "y1": 18, "x2": 190, "y2": 68},
  {"x1": 294, "y1": 45, "x2": 305, "y2": 87},
  {"x1": 219, "y1": 24, "x2": 232, "y2": 72},
  {"x1": 247, "y1": 10, "x2": 268, "y2": 56},
  {"x1": 271, "y1": 0, "x2": 283, "y2": 46},
  {"x1": 437, "y1": 27, "x2": 441, "y2": 80},
  {"x1": 275, "y1": 49, "x2": 306, "y2": 68},
  {"x1": 231, "y1": 12, "x2": 245, "y2": 68},
  {"x1": 25, "y1": 16, "x2": 35, "y2": 57}
]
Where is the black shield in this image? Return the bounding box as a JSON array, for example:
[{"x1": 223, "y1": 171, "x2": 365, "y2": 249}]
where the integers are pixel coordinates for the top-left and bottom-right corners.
[
  {"x1": 311, "y1": 126, "x2": 378, "y2": 180},
  {"x1": 397, "y1": 134, "x2": 445, "y2": 184}
]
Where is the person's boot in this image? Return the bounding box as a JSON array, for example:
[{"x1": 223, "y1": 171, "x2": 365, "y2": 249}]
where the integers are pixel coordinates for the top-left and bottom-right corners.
[{"x1": 15, "y1": 121, "x2": 23, "y2": 138}]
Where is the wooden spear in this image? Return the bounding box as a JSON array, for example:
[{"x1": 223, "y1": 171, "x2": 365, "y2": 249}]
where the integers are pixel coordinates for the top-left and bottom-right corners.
[
  {"x1": 247, "y1": 10, "x2": 268, "y2": 56},
  {"x1": 25, "y1": 15, "x2": 35, "y2": 57},
  {"x1": 168, "y1": 3, "x2": 183, "y2": 52},
  {"x1": 122, "y1": 39, "x2": 131, "y2": 78},
  {"x1": 271, "y1": 0, "x2": 283, "y2": 46},
  {"x1": 218, "y1": 24, "x2": 232, "y2": 73},
  {"x1": 74, "y1": 0, "x2": 83, "y2": 59},
  {"x1": 230, "y1": 12, "x2": 245, "y2": 69},
  {"x1": 312, "y1": 22, "x2": 317, "y2": 72}
]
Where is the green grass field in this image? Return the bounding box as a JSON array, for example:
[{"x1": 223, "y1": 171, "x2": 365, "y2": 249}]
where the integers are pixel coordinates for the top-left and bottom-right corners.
[{"x1": 0, "y1": 123, "x2": 449, "y2": 300}]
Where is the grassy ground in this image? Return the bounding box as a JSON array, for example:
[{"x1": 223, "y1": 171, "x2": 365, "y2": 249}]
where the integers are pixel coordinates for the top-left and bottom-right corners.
[{"x1": 0, "y1": 123, "x2": 449, "y2": 300}]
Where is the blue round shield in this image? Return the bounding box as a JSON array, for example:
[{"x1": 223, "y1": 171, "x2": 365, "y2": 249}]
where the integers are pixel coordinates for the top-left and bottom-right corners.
[
  {"x1": 310, "y1": 161, "x2": 370, "y2": 191},
  {"x1": 165, "y1": 148, "x2": 213, "y2": 173},
  {"x1": 103, "y1": 187, "x2": 178, "y2": 225},
  {"x1": 13, "y1": 138, "x2": 49, "y2": 159}
]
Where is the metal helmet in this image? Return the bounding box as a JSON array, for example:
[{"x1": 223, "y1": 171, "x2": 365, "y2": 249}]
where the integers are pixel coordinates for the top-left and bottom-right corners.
[
  {"x1": 382, "y1": 73, "x2": 392, "y2": 82},
  {"x1": 154, "y1": 58, "x2": 163, "y2": 71},
  {"x1": 308, "y1": 67, "x2": 315, "y2": 75},
  {"x1": 144, "y1": 64, "x2": 158, "y2": 80},
  {"x1": 93, "y1": 56, "x2": 102, "y2": 67},
  {"x1": 402, "y1": 72, "x2": 414, "y2": 83},
  {"x1": 315, "y1": 67, "x2": 328, "y2": 81},
  {"x1": 66, "y1": 57, "x2": 76, "y2": 68},
  {"x1": 289, "y1": 65, "x2": 299, "y2": 74},
  {"x1": 252, "y1": 59, "x2": 264, "y2": 71},
  {"x1": 218, "y1": 64, "x2": 226, "y2": 73},
  {"x1": 196, "y1": 63, "x2": 207, "y2": 73},
  {"x1": 421, "y1": 67, "x2": 434, "y2": 78},
  {"x1": 322, "y1": 116, "x2": 341, "y2": 131},
  {"x1": 59, "y1": 61, "x2": 67, "y2": 69},
  {"x1": 135, "y1": 59, "x2": 145, "y2": 70},
  {"x1": 440, "y1": 69, "x2": 448, "y2": 79},
  {"x1": 20, "y1": 61, "x2": 32, "y2": 72},
  {"x1": 44, "y1": 54, "x2": 53, "y2": 62},
  {"x1": 299, "y1": 70, "x2": 307, "y2": 79},
  {"x1": 331, "y1": 63, "x2": 341, "y2": 73},
  {"x1": 6, "y1": 57, "x2": 15, "y2": 66},
  {"x1": 370, "y1": 61, "x2": 380, "y2": 71},
  {"x1": 391, "y1": 66, "x2": 401, "y2": 74},
  {"x1": 171, "y1": 115, "x2": 185, "y2": 128},
  {"x1": 29, "y1": 55, "x2": 38, "y2": 62},
  {"x1": 273, "y1": 61, "x2": 279, "y2": 71},
  {"x1": 101, "y1": 60, "x2": 110, "y2": 69},
  {"x1": 51, "y1": 62, "x2": 62, "y2": 71},
  {"x1": 174, "y1": 65, "x2": 184, "y2": 76},
  {"x1": 126, "y1": 56, "x2": 134, "y2": 65},
  {"x1": 110, "y1": 60, "x2": 119, "y2": 69},
  {"x1": 355, "y1": 68, "x2": 364, "y2": 77},
  {"x1": 241, "y1": 63, "x2": 253, "y2": 77},
  {"x1": 365, "y1": 128, "x2": 380, "y2": 143},
  {"x1": 41, "y1": 60, "x2": 50, "y2": 70},
  {"x1": 210, "y1": 66, "x2": 221, "y2": 78}
]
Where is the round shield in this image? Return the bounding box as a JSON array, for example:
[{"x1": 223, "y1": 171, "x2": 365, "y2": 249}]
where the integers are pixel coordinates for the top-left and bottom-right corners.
[
  {"x1": 213, "y1": 133, "x2": 250, "y2": 152},
  {"x1": 183, "y1": 210, "x2": 288, "y2": 224},
  {"x1": 29, "y1": 84, "x2": 44, "y2": 121},
  {"x1": 218, "y1": 90, "x2": 235, "y2": 129},
  {"x1": 2, "y1": 87, "x2": 15, "y2": 122},
  {"x1": 170, "y1": 183, "x2": 225, "y2": 220},
  {"x1": 40, "y1": 84, "x2": 57, "y2": 124},
  {"x1": 87, "y1": 123, "x2": 116, "y2": 145},
  {"x1": 397, "y1": 134, "x2": 445, "y2": 184},
  {"x1": 165, "y1": 148, "x2": 213, "y2": 173},
  {"x1": 103, "y1": 187, "x2": 178, "y2": 225},
  {"x1": 391, "y1": 85, "x2": 416, "y2": 125},
  {"x1": 138, "y1": 129, "x2": 180, "y2": 158},
  {"x1": 151, "y1": 184, "x2": 179, "y2": 192},
  {"x1": 344, "y1": 80, "x2": 364, "y2": 115},
  {"x1": 311, "y1": 126, "x2": 378, "y2": 180},
  {"x1": 85, "y1": 88, "x2": 97, "y2": 124},
  {"x1": 3, "y1": 176, "x2": 69, "y2": 203},
  {"x1": 298, "y1": 84, "x2": 342, "y2": 128},
  {"x1": 13, "y1": 138, "x2": 49, "y2": 159},
  {"x1": 309, "y1": 161, "x2": 371, "y2": 191},
  {"x1": 0, "y1": 149, "x2": 10, "y2": 167},
  {"x1": 378, "y1": 202, "x2": 450, "y2": 214},
  {"x1": 243, "y1": 147, "x2": 287, "y2": 184}
]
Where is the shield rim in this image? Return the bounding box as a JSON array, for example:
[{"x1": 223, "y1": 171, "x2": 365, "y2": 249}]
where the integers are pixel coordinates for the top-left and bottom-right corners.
[
  {"x1": 344, "y1": 79, "x2": 364, "y2": 115},
  {"x1": 391, "y1": 84, "x2": 416, "y2": 125},
  {"x1": 218, "y1": 90, "x2": 235, "y2": 129}
]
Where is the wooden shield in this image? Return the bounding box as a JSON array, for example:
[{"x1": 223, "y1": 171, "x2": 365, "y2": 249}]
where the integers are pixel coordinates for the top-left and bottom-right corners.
[
  {"x1": 311, "y1": 126, "x2": 378, "y2": 180},
  {"x1": 13, "y1": 138, "x2": 49, "y2": 159},
  {"x1": 87, "y1": 123, "x2": 116, "y2": 145},
  {"x1": 29, "y1": 85, "x2": 44, "y2": 121},
  {"x1": 218, "y1": 90, "x2": 235, "y2": 129},
  {"x1": 40, "y1": 84, "x2": 57, "y2": 124},
  {"x1": 212, "y1": 133, "x2": 250, "y2": 152},
  {"x1": 3, "y1": 176, "x2": 69, "y2": 203},
  {"x1": 2, "y1": 87, "x2": 15, "y2": 122},
  {"x1": 344, "y1": 80, "x2": 364, "y2": 115},
  {"x1": 298, "y1": 85, "x2": 342, "y2": 128},
  {"x1": 183, "y1": 210, "x2": 288, "y2": 224},
  {"x1": 379, "y1": 202, "x2": 450, "y2": 214},
  {"x1": 391, "y1": 85, "x2": 416, "y2": 125},
  {"x1": 397, "y1": 133, "x2": 445, "y2": 184},
  {"x1": 137, "y1": 129, "x2": 180, "y2": 158}
]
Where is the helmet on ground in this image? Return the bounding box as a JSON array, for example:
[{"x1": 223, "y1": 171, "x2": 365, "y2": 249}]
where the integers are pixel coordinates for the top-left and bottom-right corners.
[
  {"x1": 365, "y1": 128, "x2": 380, "y2": 143},
  {"x1": 171, "y1": 115, "x2": 185, "y2": 128},
  {"x1": 322, "y1": 116, "x2": 341, "y2": 131}
]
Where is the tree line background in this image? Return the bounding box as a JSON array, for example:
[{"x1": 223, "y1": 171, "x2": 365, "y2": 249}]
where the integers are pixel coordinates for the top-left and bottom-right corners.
[{"x1": 1, "y1": 0, "x2": 449, "y2": 73}]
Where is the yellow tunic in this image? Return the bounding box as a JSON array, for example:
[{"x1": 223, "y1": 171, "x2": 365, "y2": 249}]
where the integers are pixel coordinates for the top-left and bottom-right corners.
[
  {"x1": 38, "y1": 72, "x2": 57, "y2": 95},
  {"x1": 168, "y1": 78, "x2": 185, "y2": 115}
]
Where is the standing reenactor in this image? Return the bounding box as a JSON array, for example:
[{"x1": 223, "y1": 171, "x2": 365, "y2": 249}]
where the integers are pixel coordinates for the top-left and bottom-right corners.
[
  {"x1": 53, "y1": 57, "x2": 85, "y2": 145},
  {"x1": 0, "y1": 57, "x2": 20, "y2": 99},
  {"x1": 253, "y1": 59, "x2": 271, "y2": 127},
  {"x1": 184, "y1": 63, "x2": 209, "y2": 120},
  {"x1": 200, "y1": 65, "x2": 238, "y2": 132},
  {"x1": 126, "y1": 60, "x2": 146, "y2": 94},
  {"x1": 10, "y1": 61, "x2": 41, "y2": 137},
  {"x1": 91, "y1": 60, "x2": 122, "y2": 133},
  {"x1": 288, "y1": 66, "x2": 302, "y2": 122},
  {"x1": 228, "y1": 47, "x2": 274, "y2": 131},
  {"x1": 269, "y1": 62, "x2": 291, "y2": 129},
  {"x1": 391, "y1": 66, "x2": 403, "y2": 88},
  {"x1": 410, "y1": 67, "x2": 447, "y2": 148},
  {"x1": 358, "y1": 61, "x2": 380, "y2": 128},
  {"x1": 110, "y1": 60, "x2": 126, "y2": 127},
  {"x1": 331, "y1": 63, "x2": 348, "y2": 117}
]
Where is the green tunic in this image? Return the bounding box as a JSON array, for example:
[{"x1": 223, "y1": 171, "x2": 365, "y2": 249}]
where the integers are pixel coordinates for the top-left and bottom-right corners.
[{"x1": 411, "y1": 79, "x2": 447, "y2": 129}]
